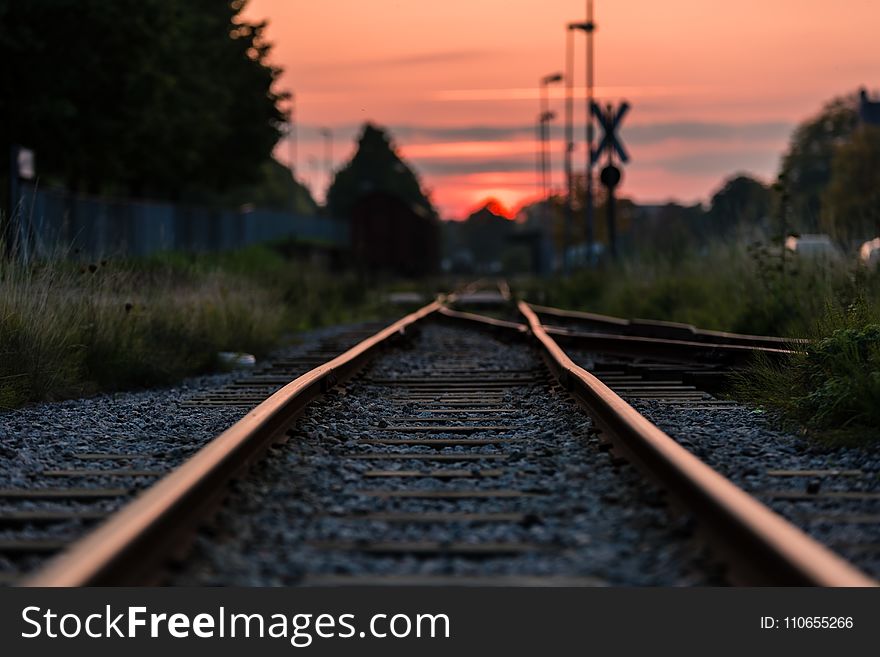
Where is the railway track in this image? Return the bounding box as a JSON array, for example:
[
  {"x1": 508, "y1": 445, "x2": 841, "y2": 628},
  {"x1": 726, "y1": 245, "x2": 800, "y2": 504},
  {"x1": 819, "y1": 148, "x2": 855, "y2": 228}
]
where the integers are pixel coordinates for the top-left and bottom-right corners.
[
  {"x1": 462, "y1": 291, "x2": 880, "y2": 577},
  {"x1": 6, "y1": 287, "x2": 877, "y2": 586},
  {"x1": 0, "y1": 322, "x2": 390, "y2": 585}
]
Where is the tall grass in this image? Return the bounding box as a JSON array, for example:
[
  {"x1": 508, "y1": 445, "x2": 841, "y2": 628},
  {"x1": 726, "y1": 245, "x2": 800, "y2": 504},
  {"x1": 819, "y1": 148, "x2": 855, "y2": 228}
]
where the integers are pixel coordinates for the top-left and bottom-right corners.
[
  {"x1": 734, "y1": 301, "x2": 880, "y2": 445},
  {"x1": 523, "y1": 243, "x2": 880, "y2": 443},
  {"x1": 0, "y1": 244, "x2": 386, "y2": 409},
  {"x1": 525, "y1": 243, "x2": 880, "y2": 338}
]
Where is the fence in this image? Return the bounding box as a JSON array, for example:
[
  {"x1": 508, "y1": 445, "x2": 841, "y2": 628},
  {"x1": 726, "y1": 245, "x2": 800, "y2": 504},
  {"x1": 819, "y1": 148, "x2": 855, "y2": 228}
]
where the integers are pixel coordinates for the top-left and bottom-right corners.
[{"x1": 12, "y1": 186, "x2": 348, "y2": 259}]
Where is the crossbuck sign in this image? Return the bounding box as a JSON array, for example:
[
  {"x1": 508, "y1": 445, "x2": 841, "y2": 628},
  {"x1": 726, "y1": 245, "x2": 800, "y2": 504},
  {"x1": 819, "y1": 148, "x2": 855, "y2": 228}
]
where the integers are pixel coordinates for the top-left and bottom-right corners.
[{"x1": 591, "y1": 101, "x2": 630, "y2": 165}]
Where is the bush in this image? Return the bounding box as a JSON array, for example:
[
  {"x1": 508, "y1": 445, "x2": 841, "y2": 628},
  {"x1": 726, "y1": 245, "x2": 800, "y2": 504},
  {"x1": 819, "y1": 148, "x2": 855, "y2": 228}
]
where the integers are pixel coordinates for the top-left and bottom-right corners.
[
  {"x1": 0, "y1": 245, "x2": 387, "y2": 409},
  {"x1": 795, "y1": 324, "x2": 880, "y2": 430},
  {"x1": 524, "y1": 243, "x2": 880, "y2": 444},
  {"x1": 527, "y1": 243, "x2": 879, "y2": 338},
  {"x1": 735, "y1": 302, "x2": 880, "y2": 444}
]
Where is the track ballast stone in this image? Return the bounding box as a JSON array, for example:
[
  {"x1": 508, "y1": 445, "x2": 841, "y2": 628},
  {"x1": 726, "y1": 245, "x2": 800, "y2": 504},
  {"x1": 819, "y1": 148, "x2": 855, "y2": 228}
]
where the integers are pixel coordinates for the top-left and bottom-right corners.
[
  {"x1": 0, "y1": 321, "x2": 383, "y2": 579},
  {"x1": 171, "y1": 324, "x2": 722, "y2": 586},
  {"x1": 566, "y1": 348, "x2": 880, "y2": 580}
]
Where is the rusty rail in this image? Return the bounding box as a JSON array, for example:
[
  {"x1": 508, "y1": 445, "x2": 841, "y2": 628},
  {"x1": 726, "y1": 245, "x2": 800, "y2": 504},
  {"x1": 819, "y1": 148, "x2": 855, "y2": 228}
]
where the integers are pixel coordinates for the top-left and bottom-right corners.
[
  {"x1": 22, "y1": 291, "x2": 874, "y2": 587},
  {"x1": 437, "y1": 305, "x2": 528, "y2": 334},
  {"x1": 23, "y1": 299, "x2": 444, "y2": 586},
  {"x1": 517, "y1": 300, "x2": 874, "y2": 586},
  {"x1": 544, "y1": 325, "x2": 793, "y2": 366},
  {"x1": 529, "y1": 302, "x2": 806, "y2": 350}
]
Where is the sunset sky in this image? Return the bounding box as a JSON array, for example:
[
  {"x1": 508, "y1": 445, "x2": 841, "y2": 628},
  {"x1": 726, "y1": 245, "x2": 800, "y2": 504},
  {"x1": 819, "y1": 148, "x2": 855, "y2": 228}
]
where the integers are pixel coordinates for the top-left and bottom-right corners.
[{"x1": 242, "y1": 0, "x2": 880, "y2": 219}]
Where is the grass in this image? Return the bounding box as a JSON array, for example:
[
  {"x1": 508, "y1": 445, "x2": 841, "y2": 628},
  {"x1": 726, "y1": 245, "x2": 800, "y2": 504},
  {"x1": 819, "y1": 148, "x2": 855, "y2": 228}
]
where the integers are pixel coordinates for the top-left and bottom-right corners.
[
  {"x1": 519, "y1": 243, "x2": 880, "y2": 444},
  {"x1": 734, "y1": 301, "x2": 880, "y2": 445},
  {"x1": 521, "y1": 243, "x2": 880, "y2": 338},
  {"x1": 6, "y1": 235, "x2": 879, "y2": 444},
  {"x1": 0, "y1": 243, "x2": 390, "y2": 409}
]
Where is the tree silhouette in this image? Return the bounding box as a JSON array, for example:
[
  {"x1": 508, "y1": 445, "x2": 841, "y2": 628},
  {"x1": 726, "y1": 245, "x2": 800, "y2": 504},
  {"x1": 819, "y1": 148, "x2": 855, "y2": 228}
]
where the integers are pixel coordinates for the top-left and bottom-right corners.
[
  {"x1": 707, "y1": 174, "x2": 771, "y2": 237},
  {"x1": 822, "y1": 126, "x2": 880, "y2": 243},
  {"x1": 1, "y1": 0, "x2": 287, "y2": 198},
  {"x1": 326, "y1": 123, "x2": 435, "y2": 219},
  {"x1": 779, "y1": 93, "x2": 860, "y2": 232}
]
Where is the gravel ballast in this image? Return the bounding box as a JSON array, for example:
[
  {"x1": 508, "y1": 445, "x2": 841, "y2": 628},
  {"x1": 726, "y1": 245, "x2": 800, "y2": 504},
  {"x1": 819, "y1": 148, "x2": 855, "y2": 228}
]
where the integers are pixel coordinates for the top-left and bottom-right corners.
[
  {"x1": 6, "y1": 313, "x2": 875, "y2": 585},
  {"x1": 566, "y1": 349, "x2": 880, "y2": 580},
  {"x1": 171, "y1": 324, "x2": 721, "y2": 586},
  {"x1": 0, "y1": 321, "x2": 385, "y2": 579}
]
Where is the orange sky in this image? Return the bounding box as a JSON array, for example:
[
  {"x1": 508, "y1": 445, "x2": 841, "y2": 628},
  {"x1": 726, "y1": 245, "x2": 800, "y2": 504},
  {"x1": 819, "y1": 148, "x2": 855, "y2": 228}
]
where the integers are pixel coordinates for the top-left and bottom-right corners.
[{"x1": 243, "y1": 0, "x2": 880, "y2": 218}]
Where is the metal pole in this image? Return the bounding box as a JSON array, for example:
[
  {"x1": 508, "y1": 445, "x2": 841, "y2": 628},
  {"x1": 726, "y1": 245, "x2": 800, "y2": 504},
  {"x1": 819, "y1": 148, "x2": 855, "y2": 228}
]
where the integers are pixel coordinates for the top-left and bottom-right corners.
[
  {"x1": 607, "y1": 189, "x2": 616, "y2": 258},
  {"x1": 540, "y1": 77, "x2": 562, "y2": 198},
  {"x1": 325, "y1": 130, "x2": 332, "y2": 178},
  {"x1": 535, "y1": 118, "x2": 542, "y2": 198},
  {"x1": 539, "y1": 112, "x2": 551, "y2": 259},
  {"x1": 287, "y1": 95, "x2": 298, "y2": 212},
  {"x1": 545, "y1": 116, "x2": 554, "y2": 194},
  {"x1": 585, "y1": 0, "x2": 596, "y2": 266},
  {"x1": 539, "y1": 74, "x2": 562, "y2": 271},
  {"x1": 604, "y1": 105, "x2": 618, "y2": 260},
  {"x1": 564, "y1": 28, "x2": 574, "y2": 275},
  {"x1": 535, "y1": 112, "x2": 544, "y2": 201},
  {"x1": 308, "y1": 155, "x2": 319, "y2": 193},
  {"x1": 289, "y1": 93, "x2": 297, "y2": 177},
  {"x1": 540, "y1": 82, "x2": 548, "y2": 203},
  {"x1": 5, "y1": 144, "x2": 19, "y2": 258},
  {"x1": 320, "y1": 128, "x2": 333, "y2": 192}
]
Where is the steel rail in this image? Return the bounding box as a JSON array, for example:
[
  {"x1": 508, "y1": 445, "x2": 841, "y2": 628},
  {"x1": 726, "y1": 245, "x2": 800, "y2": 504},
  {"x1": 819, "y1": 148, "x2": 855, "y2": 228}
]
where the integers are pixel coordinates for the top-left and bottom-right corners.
[
  {"x1": 448, "y1": 290, "x2": 786, "y2": 365},
  {"x1": 467, "y1": 283, "x2": 795, "y2": 361},
  {"x1": 529, "y1": 302, "x2": 807, "y2": 349},
  {"x1": 437, "y1": 305, "x2": 528, "y2": 334},
  {"x1": 450, "y1": 289, "x2": 789, "y2": 371},
  {"x1": 22, "y1": 292, "x2": 874, "y2": 587},
  {"x1": 518, "y1": 300, "x2": 875, "y2": 586},
  {"x1": 544, "y1": 325, "x2": 793, "y2": 366},
  {"x1": 23, "y1": 299, "x2": 445, "y2": 586}
]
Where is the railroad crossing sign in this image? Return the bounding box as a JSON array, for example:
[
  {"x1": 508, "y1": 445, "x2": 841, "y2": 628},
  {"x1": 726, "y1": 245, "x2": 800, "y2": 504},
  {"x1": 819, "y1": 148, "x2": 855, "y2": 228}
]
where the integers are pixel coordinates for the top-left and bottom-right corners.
[
  {"x1": 599, "y1": 163, "x2": 621, "y2": 189},
  {"x1": 591, "y1": 101, "x2": 630, "y2": 165},
  {"x1": 590, "y1": 101, "x2": 631, "y2": 260}
]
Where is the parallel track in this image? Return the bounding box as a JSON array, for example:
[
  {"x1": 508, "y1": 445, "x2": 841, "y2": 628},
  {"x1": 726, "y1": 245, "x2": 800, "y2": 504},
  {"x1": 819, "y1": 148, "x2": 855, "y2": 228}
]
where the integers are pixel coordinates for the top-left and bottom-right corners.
[{"x1": 16, "y1": 291, "x2": 877, "y2": 586}]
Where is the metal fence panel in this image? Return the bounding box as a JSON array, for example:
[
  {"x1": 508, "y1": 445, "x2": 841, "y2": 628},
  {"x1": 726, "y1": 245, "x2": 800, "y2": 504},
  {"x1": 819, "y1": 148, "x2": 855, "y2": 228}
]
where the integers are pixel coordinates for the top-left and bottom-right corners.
[{"x1": 16, "y1": 187, "x2": 348, "y2": 259}]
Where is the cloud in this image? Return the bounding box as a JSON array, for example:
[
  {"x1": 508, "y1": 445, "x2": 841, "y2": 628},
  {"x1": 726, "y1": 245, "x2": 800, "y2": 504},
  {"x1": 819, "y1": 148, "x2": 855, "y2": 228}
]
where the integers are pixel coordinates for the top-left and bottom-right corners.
[
  {"x1": 381, "y1": 50, "x2": 494, "y2": 66},
  {"x1": 429, "y1": 85, "x2": 716, "y2": 102},
  {"x1": 284, "y1": 119, "x2": 792, "y2": 213},
  {"x1": 296, "y1": 120, "x2": 793, "y2": 147},
  {"x1": 413, "y1": 149, "x2": 783, "y2": 180},
  {"x1": 415, "y1": 158, "x2": 536, "y2": 175},
  {"x1": 647, "y1": 149, "x2": 782, "y2": 175},
  {"x1": 623, "y1": 121, "x2": 793, "y2": 145},
  {"x1": 295, "y1": 123, "x2": 531, "y2": 143},
  {"x1": 397, "y1": 125, "x2": 533, "y2": 142},
  {"x1": 305, "y1": 50, "x2": 495, "y2": 72}
]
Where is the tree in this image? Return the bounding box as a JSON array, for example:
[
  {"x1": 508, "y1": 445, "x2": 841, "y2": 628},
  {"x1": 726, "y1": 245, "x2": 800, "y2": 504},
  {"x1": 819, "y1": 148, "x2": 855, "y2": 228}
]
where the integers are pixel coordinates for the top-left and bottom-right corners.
[
  {"x1": 459, "y1": 201, "x2": 515, "y2": 267},
  {"x1": 325, "y1": 124, "x2": 435, "y2": 219},
  {"x1": 0, "y1": 0, "x2": 287, "y2": 198},
  {"x1": 633, "y1": 203, "x2": 705, "y2": 258},
  {"x1": 706, "y1": 174, "x2": 771, "y2": 237},
  {"x1": 779, "y1": 93, "x2": 860, "y2": 232},
  {"x1": 219, "y1": 159, "x2": 318, "y2": 213},
  {"x1": 821, "y1": 125, "x2": 880, "y2": 243}
]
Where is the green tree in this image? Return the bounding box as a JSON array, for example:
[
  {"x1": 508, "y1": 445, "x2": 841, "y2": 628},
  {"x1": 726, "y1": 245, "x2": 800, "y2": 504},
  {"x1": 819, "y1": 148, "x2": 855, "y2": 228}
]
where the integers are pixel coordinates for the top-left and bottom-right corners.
[
  {"x1": 821, "y1": 125, "x2": 880, "y2": 243},
  {"x1": 779, "y1": 93, "x2": 860, "y2": 232},
  {"x1": 326, "y1": 124, "x2": 435, "y2": 219},
  {"x1": 706, "y1": 174, "x2": 771, "y2": 237},
  {"x1": 219, "y1": 159, "x2": 318, "y2": 213},
  {"x1": 640, "y1": 203, "x2": 705, "y2": 258},
  {"x1": 459, "y1": 201, "x2": 514, "y2": 267},
  {"x1": 0, "y1": 0, "x2": 287, "y2": 197}
]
